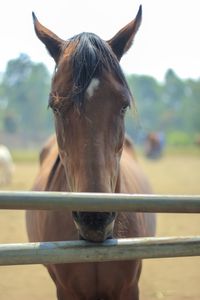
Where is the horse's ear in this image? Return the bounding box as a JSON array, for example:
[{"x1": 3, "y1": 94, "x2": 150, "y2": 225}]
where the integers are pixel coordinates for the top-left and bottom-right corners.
[
  {"x1": 32, "y1": 12, "x2": 64, "y2": 63},
  {"x1": 108, "y1": 5, "x2": 142, "y2": 60}
]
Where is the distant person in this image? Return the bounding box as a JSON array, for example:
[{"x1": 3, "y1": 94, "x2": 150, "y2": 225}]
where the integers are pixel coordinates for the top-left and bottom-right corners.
[
  {"x1": 195, "y1": 135, "x2": 200, "y2": 147},
  {"x1": 144, "y1": 132, "x2": 165, "y2": 159}
]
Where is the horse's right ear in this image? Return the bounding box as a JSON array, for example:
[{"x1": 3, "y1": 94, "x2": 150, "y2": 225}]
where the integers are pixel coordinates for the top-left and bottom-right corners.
[
  {"x1": 32, "y1": 12, "x2": 64, "y2": 63},
  {"x1": 108, "y1": 5, "x2": 142, "y2": 61}
]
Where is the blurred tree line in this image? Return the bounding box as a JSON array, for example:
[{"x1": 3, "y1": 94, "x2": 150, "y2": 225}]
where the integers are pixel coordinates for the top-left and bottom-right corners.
[
  {"x1": 126, "y1": 69, "x2": 200, "y2": 146},
  {"x1": 0, "y1": 54, "x2": 199, "y2": 146},
  {"x1": 0, "y1": 53, "x2": 52, "y2": 144}
]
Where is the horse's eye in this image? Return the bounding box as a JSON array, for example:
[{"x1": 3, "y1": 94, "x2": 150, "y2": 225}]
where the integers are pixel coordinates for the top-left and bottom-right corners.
[
  {"x1": 120, "y1": 105, "x2": 128, "y2": 116},
  {"x1": 48, "y1": 93, "x2": 60, "y2": 115},
  {"x1": 52, "y1": 107, "x2": 60, "y2": 115},
  {"x1": 48, "y1": 102, "x2": 60, "y2": 115}
]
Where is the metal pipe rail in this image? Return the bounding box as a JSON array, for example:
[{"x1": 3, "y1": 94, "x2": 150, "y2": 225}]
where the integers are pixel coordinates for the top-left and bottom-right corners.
[
  {"x1": 0, "y1": 236, "x2": 200, "y2": 266},
  {"x1": 0, "y1": 191, "x2": 200, "y2": 213}
]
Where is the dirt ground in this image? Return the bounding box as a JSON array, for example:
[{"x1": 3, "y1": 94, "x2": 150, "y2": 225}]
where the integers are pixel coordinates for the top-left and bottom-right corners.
[{"x1": 0, "y1": 153, "x2": 200, "y2": 300}]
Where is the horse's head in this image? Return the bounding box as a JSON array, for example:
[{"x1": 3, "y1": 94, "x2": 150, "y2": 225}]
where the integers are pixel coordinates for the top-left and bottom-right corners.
[{"x1": 33, "y1": 7, "x2": 142, "y2": 242}]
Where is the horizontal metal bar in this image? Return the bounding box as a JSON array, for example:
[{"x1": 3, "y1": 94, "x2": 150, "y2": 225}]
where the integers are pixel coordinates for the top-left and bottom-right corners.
[
  {"x1": 0, "y1": 191, "x2": 200, "y2": 213},
  {"x1": 0, "y1": 236, "x2": 199, "y2": 266}
]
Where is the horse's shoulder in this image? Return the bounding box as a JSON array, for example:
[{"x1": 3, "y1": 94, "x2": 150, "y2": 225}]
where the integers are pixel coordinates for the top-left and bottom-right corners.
[
  {"x1": 37, "y1": 136, "x2": 67, "y2": 191},
  {"x1": 39, "y1": 135, "x2": 57, "y2": 165},
  {"x1": 123, "y1": 135, "x2": 137, "y2": 158}
]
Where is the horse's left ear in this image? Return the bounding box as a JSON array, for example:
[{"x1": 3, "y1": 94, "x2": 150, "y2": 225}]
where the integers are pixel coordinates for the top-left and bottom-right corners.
[
  {"x1": 32, "y1": 12, "x2": 64, "y2": 63},
  {"x1": 108, "y1": 5, "x2": 142, "y2": 60}
]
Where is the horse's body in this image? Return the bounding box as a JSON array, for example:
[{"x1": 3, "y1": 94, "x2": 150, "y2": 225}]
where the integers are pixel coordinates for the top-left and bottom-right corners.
[
  {"x1": 26, "y1": 6, "x2": 156, "y2": 300},
  {"x1": 0, "y1": 145, "x2": 14, "y2": 185},
  {"x1": 27, "y1": 135, "x2": 155, "y2": 300}
]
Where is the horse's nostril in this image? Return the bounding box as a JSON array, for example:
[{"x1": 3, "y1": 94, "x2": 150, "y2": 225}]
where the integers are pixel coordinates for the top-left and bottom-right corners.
[
  {"x1": 72, "y1": 211, "x2": 80, "y2": 220},
  {"x1": 111, "y1": 212, "x2": 117, "y2": 218},
  {"x1": 72, "y1": 212, "x2": 116, "y2": 242},
  {"x1": 72, "y1": 211, "x2": 116, "y2": 228}
]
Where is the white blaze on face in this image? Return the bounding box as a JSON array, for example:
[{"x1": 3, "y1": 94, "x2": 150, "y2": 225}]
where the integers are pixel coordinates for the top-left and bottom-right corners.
[{"x1": 86, "y1": 78, "x2": 100, "y2": 98}]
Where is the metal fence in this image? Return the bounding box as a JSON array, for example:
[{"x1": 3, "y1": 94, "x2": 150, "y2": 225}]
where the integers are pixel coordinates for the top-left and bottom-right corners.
[{"x1": 0, "y1": 191, "x2": 200, "y2": 265}]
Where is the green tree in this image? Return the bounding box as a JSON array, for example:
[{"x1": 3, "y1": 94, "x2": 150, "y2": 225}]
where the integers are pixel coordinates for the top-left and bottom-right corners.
[
  {"x1": 1, "y1": 54, "x2": 52, "y2": 136},
  {"x1": 126, "y1": 70, "x2": 200, "y2": 145},
  {"x1": 127, "y1": 74, "x2": 162, "y2": 133},
  {"x1": 185, "y1": 79, "x2": 200, "y2": 133}
]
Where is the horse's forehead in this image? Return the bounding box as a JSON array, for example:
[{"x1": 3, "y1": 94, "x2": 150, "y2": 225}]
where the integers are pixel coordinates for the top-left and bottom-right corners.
[
  {"x1": 62, "y1": 41, "x2": 77, "y2": 58},
  {"x1": 86, "y1": 78, "x2": 100, "y2": 98}
]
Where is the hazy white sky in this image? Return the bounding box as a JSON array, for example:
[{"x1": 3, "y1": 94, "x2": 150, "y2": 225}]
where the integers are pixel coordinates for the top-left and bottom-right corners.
[{"x1": 0, "y1": 0, "x2": 199, "y2": 81}]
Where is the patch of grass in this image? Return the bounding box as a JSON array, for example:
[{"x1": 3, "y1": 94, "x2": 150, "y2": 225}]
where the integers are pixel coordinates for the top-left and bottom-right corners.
[
  {"x1": 136, "y1": 145, "x2": 200, "y2": 157},
  {"x1": 138, "y1": 154, "x2": 200, "y2": 194},
  {"x1": 1, "y1": 162, "x2": 38, "y2": 191},
  {"x1": 165, "y1": 145, "x2": 200, "y2": 156},
  {"x1": 11, "y1": 150, "x2": 39, "y2": 163}
]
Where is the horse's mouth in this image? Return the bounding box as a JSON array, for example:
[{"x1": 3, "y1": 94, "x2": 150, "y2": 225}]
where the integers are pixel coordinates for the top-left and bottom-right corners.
[
  {"x1": 72, "y1": 212, "x2": 116, "y2": 242},
  {"x1": 79, "y1": 233, "x2": 113, "y2": 242}
]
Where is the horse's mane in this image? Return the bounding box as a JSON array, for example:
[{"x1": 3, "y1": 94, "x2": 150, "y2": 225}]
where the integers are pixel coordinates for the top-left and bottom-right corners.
[{"x1": 62, "y1": 32, "x2": 131, "y2": 107}]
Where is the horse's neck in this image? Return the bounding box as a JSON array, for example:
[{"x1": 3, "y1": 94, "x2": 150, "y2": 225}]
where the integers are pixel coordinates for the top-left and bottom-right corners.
[
  {"x1": 115, "y1": 171, "x2": 121, "y2": 193},
  {"x1": 44, "y1": 154, "x2": 67, "y2": 192}
]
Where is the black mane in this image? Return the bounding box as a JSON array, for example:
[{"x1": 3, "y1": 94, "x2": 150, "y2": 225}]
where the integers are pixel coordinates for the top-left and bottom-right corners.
[{"x1": 63, "y1": 32, "x2": 130, "y2": 107}]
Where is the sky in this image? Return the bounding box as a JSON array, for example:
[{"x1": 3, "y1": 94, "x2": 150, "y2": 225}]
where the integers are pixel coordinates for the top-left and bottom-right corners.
[{"x1": 0, "y1": 0, "x2": 199, "y2": 81}]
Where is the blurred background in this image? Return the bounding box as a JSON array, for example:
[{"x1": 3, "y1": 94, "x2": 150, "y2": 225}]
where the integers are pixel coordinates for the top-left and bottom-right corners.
[{"x1": 0, "y1": 0, "x2": 200, "y2": 300}]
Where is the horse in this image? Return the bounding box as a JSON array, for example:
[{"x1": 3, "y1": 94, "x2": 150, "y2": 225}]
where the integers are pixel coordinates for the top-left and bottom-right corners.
[
  {"x1": 26, "y1": 6, "x2": 156, "y2": 300},
  {"x1": 144, "y1": 132, "x2": 165, "y2": 160},
  {"x1": 0, "y1": 144, "x2": 14, "y2": 185}
]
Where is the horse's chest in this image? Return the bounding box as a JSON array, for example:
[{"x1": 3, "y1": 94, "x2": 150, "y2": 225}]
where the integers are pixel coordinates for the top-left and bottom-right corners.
[{"x1": 51, "y1": 260, "x2": 139, "y2": 300}]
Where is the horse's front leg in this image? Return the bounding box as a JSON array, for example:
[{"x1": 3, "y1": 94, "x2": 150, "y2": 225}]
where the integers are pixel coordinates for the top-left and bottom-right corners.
[
  {"x1": 120, "y1": 284, "x2": 139, "y2": 300},
  {"x1": 56, "y1": 287, "x2": 80, "y2": 300},
  {"x1": 56, "y1": 287, "x2": 65, "y2": 300}
]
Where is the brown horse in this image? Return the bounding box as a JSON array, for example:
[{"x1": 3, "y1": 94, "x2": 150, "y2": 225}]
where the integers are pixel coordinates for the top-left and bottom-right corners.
[{"x1": 26, "y1": 6, "x2": 156, "y2": 300}]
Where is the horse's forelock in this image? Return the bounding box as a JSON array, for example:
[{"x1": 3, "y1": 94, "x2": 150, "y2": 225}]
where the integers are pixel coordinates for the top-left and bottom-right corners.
[{"x1": 60, "y1": 32, "x2": 131, "y2": 109}]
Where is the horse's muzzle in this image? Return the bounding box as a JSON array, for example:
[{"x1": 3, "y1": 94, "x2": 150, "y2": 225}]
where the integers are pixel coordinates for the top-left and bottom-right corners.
[{"x1": 72, "y1": 212, "x2": 116, "y2": 242}]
